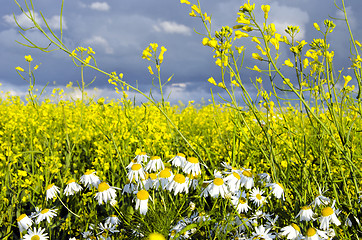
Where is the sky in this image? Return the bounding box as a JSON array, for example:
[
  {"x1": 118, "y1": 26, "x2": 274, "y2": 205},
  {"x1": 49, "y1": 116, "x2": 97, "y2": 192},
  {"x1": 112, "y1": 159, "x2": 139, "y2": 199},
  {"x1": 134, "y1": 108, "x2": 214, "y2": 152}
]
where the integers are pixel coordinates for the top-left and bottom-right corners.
[{"x1": 1, "y1": 0, "x2": 361, "y2": 105}]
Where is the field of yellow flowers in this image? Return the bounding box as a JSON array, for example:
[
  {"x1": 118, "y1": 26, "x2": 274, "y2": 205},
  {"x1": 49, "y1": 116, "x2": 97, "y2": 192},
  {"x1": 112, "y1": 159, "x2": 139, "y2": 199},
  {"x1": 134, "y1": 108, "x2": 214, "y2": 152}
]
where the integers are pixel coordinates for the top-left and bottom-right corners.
[{"x1": 3, "y1": 0, "x2": 362, "y2": 239}]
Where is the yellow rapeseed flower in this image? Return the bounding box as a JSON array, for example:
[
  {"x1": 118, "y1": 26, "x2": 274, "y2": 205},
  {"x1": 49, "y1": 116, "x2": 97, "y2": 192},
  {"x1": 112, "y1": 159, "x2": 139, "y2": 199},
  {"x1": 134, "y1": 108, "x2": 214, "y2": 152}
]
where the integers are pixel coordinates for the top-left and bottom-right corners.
[{"x1": 15, "y1": 66, "x2": 24, "y2": 72}]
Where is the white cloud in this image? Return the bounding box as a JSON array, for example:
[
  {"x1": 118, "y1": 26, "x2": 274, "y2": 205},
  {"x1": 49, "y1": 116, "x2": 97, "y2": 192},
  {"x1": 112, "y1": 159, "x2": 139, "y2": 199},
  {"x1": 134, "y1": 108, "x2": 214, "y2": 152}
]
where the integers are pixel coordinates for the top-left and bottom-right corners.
[
  {"x1": 89, "y1": 2, "x2": 110, "y2": 11},
  {"x1": 153, "y1": 21, "x2": 192, "y2": 36},
  {"x1": 3, "y1": 12, "x2": 67, "y2": 30},
  {"x1": 84, "y1": 36, "x2": 114, "y2": 54}
]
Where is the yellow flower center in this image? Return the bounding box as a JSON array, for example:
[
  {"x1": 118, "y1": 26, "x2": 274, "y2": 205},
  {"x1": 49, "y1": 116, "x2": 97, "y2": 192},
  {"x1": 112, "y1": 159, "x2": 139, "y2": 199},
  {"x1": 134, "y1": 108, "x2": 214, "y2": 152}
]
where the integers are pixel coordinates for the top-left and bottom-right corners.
[
  {"x1": 301, "y1": 205, "x2": 311, "y2": 210},
  {"x1": 177, "y1": 153, "x2": 185, "y2": 157},
  {"x1": 67, "y1": 179, "x2": 76, "y2": 184},
  {"x1": 232, "y1": 172, "x2": 241, "y2": 179},
  {"x1": 239, "y1": 197, "x2": 246, "y2": 204},
  {"x1": 151, "y1": 156, "x2": 160, "y2": 160},
  {"x1": 291, "y1": 223, "x2": 300, "y2": 231},
  {"x1": 306, "y1": 227, "x2": 316, "y2": 237},
  {"x1": 41, "y1": 209, "x2": 49, "y2": 214},
  {"x1": 187, "y1": 157, "x2": 199, "y2": 164},
  {"x1": 148, "y1": 232, "x2": 166, "y2": 240},
  {"x1": 17, "y1": 214, "x2": 26, "y2": 221},
  {"x1": 321, "y1": 206, "x2": 334, "y2": 217},
  {"x1": 98, "y1": 182, "x2": 110, "y2": 192},
  {"x1": 149, "y1": 173, "x2": 157, "y2": 180},
  {"x1": 213, "y1": 178, "x2": 224, "y2": 186},
  {"x1": 137, "y1": 190, "x2": 149, "y2": 200},
  {"x1": 131, "y1": 163, "x2": 142, "y2": 171},
  {"x1": 277, "y1": 182, "x2": 284, "y2": 189},
  {"x1": 242, "y1": 170, "x2": 252, "y2": 178},
  {"x1": 139, "y1": 152, "x2": 147, "y2": 155},
  {"x1": 46, "y1": 183, "x2": 54, "y2": 190},
  {"x1": 256, "y1": 194, "x2": 262, "y2": 200},
  {"x1": 31, "y1": 236, "x2": 40, "y2": 240},
  {"x1": 174, "y1": 174, "x2": 186, "y2": 184},
  {"x1": 159, "y1": 169, "x2": 171, "y2": 178},
  {"x1": 85, "y1": 170, "x2": 95, "y2": 175}
]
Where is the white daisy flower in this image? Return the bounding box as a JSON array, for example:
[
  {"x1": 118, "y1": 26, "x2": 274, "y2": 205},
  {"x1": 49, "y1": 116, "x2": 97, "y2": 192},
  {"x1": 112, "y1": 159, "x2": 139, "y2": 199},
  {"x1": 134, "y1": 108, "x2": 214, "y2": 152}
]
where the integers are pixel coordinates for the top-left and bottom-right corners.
[
  {"x1": 319, "y1": 204, "x2": 341, "y2": 230},
  {"x1": 182, "y1": 157, "x2": 201, "y2": 177},
  {"x1": 249, "y1": 225, "x2": 275, "y2": 240},
  {"x1": 98, "y1": 222, "x2": 120, "y2": 234},
  {"x1": 221, "y1": 162, "x2": 239, "y2": 172},
  {"x1": 127, "y1": 163, "x2": 146, "y2": 182},
  {"x1": 123, "y1": 180, "x2": 137, "y2": 194},
  {"x1": 105, "y1": 215, "x2": 120, "y2": 225},
  {"x1": 64, "y1": 179, "x2": 83, "y2": 196},
  {"x1": 279, "y1": 223, "x2": 303, "y2": 240},
  {"x1": 240, "y1": 169, "x2": 254, "y2": 189},
  {"x1": 23, "y1": 227, "x2": 48, "y2": 240},
  {"x1": 224, "y1": 171, "x2": 242, "y2": 194},
  {"x1": 145, "y1": 156, "x2": 164, "y2": 172},
  {"x1": 201, "y1": 174, "x2": 229, "y2": 198},
  {"x1": 169, "y1": 153, "x2": 186, "y2": 167},
  {"x1": 166, "y1": 173, "x2": 189, "y2": 195},
  {"x1": 305, "y1": 227, "x2": 328, "y2": 240},
  {"x1": 235, "y1": 214, "x2": 253, "y2": 232},
  {"x1": 94, "y1": 182, "x2": 118, "y2": 205},
  {"x1": 296, "y1": 205, "x2": 314, "y2": 222},
  {"x1": 258, "y1": 172, "x2": 271, "y2": 183},
  {"x1": 231, "y1": 191, "x2": 250, "y2": 213},
  {"x1": 157, "y1": 168, "x2": 174, "y2": 189},
  {"x1": 45, "y1": 184, "x2": 60, "y2": 201},
  {"x1": 16, "y1": 213, "x2": 32, "y2": 232},
  {"x1": 267, "y1": 182, "x2": 285, "y2": 200},
  {"x1": 35, "y1": 208, "x2": 58, "y2": 224},
  {"x1": 80, "y1": 170, "x2": 101, "y2": 189},
  {"x1": 144, "y1": 173, "x2": 158, "y2": 190},
  {"x1": 312, "y1": 188, "x2": 330, "y2": 207},
  {"x1": 188, "y1": 174, "x2": 200, "y2": 190},
  {"x1": 345, "y1": 214, "x2": 361, "y2": 227},
  {"x1": 135, "y1": 189, "x2": 149, "y2": 215},
  {"x1": 249, "y1": 187, "x2": 267, "y2": 207},
  {"x1": 134, "y1": 152, "x2": 149, "y2": 164}
]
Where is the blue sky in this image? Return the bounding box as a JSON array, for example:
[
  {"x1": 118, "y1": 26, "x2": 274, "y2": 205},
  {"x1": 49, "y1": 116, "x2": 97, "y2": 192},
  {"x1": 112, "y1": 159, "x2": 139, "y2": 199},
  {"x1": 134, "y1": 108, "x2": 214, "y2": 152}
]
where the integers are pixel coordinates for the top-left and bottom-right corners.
[{"x1": 1, "y1": 0, "x2": 361, "y2": 104}]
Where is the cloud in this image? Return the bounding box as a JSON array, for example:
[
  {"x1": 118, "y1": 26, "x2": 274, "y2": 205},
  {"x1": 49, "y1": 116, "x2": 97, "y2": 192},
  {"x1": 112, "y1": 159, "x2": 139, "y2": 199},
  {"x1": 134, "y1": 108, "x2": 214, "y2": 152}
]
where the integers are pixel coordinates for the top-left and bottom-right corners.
[
  {"x1": 3, "y1": 12, "x2": 67, "y2": 30},
  {"x1": 83, "y1": 36, "x2": 114, "y2": 54},
  {"x1": 153, "y1": 21, "x2": 192, "y2": 36},
  {"x1": 89, "y1": 2, "x2": 110, "y2": 11}
]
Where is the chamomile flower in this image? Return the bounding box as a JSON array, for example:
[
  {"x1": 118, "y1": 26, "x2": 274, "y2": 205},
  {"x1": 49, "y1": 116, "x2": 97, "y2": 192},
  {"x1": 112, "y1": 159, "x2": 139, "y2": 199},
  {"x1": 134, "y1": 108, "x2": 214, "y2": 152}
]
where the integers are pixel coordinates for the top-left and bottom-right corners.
[
  {"x1": 122, "y1": 180, "x2": 137, "y2": 194},
  {"x1": 127, "y1": 163, "x2": 146, "y2": 182},
  {"x1": 296, "y1": 205, "x2": 314, "y2": 222},
  {"x1": 105, "y1": 215, "x2": 121, "y2": 225},
  {"x1": 145, "y1": 156, "x2": 165, "y2": 172},
  {"x1": 183, "y1": 157, "x2": 201, "y2": 176},
  {"x1": 319, "y1": 204, "x2": 341, "y2": 230},
  {"x1": 258, "y1": 172, "x2": 271, "y2": 183},
  {"x1": 64, "y1": 179, "x2": 83, "y2": 196},
  {"x1": 267, "y1": 182, "x2": 285, "y2": 200},
  {"x1": 240, "y1": 169, "x2": 254, "y2": 189},
  {"x1": 312, "y1": 188, "x2": 330, "y2": 207},
  {"x1": 35, "y1": 208, "x2": 58, "y2": 224},
  {"x1": 80, "y1": 170, "x2": 101, "y2": 189},
  {"x1": 169, "y1": 153, "x2": 186, "y2": 167},
  {"x1": 201, "y1": 172, "x2": 229, "y2": 198},
  {"x1": 94, "y1": 182, "x2": 118, "y2": 205},
  {"x1": 98, "y1": 222, "x2": 120, "y2": 234},
  {"x1": 134, "y1": 152, "x2": 149, "y2": 164},
  {"x1": 45, "y1": 183, "x2": 60, "y2": 201},
  {"x1": 166, "y1": 173, "x2": 189, "y2": 195},
  {"x1": 17, "y1": 213, "x2": 32, "y2": 232},
  {"x1": 135, "y1": 189, "x2": 150, "y2": 215},
  {"x1": 224, "y1": 171, "x2": 242, "y2": 194},
  {"x1": 280, "y1": 223, "x2": 303, "y2": 240},
  {"x1": 144, "y1": 173, "x2": 158, "y2": 190},
  {"x1": 157, "y1": 168, "x2": 174, "y2": 189},
  {"x1": 231, "y1": 191, "x2": 250, "y2": 213},
  {"x1": 249, "y1": 225, "x2": 275, "y2": 240},
  {"x1": 250, "y1": 187, "x2": 267, "y2": 207},
  {"x1": 304, "y1": 227, "x2": 328, "y2": 240},
  {"x1": 23, "y1": 227, "x2": 48, "y2": 240}
]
